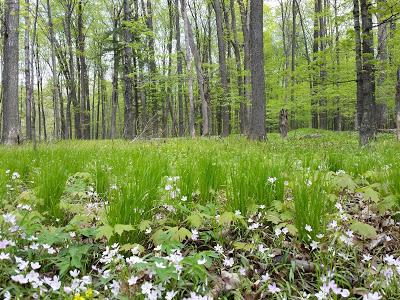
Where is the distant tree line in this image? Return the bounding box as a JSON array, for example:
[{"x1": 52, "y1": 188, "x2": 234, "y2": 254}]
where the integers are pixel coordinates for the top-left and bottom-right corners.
[{"x1": 1, "y1": 0, "x2": 399, "y2": 145}]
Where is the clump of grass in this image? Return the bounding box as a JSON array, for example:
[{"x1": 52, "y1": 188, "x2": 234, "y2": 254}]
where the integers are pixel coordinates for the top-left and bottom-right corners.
[{"x1": 293, "y1": 173, "x2": 331, "y2": 240}]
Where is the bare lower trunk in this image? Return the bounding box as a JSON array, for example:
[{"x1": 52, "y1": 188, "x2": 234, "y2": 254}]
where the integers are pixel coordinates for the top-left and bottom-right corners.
[
  {"x1": 181, "y1": 0, "x2": 208, "y2": 136},
  {"x1": 123, "y1": 0, "x2": 135, "y2": 139},
  {"x1": 2, "y1": 0, "x2": 21, "y2": 145},
  {"x1": 248, "y1": 0, "x2": 266, "y2": 140},
  {"x1": 181, "y1": 0, "x2": 195, "y2": 137},
  {"x1": 110, "y1": 7, "x2": 120, "y2": 139},
  {"x1": 46, "y1": 0, "x2": 61, "y2": 139},
  {"x1": 213, "y1": 0, "x2": 230, "y2": 137},
  {"x1": 25, "y1": 0, "x2": 32, "y2": 140}
]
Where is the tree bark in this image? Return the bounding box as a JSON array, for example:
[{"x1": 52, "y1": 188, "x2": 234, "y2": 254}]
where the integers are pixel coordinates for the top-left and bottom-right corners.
[
  {"x1": 359, "y1": 0, "x2": 376, "y2": 145},
  {"x1": 77, "y1": 0, "x2": 91, "y2": 139},
  {"x1": 46, "y1": 0, "x2": 61, "y2": 139},
  {"x1": 110, "y1": 5, "x2": 120, "y2": 139},
  {"x1": 2, "y1": 0, "x2": 20, "y2": 145},
  {"x1": 175, "y1": 0, "x2": 184, "y2": 136},
  {"x1": 24, "y1": 0, "x2": 32, "y2": 140},
  {"x1": 248, "y1": 0, "x2": 266, "y2": 140},
  {"x1": 181, "y1": 0, "x2": 209, "y2": 136},
  {"x1": 122, "y1": 0, "x2": 136, "y2": 139},
  {"x1": 181, "y1": 0, "x2": 195, "y2": 137},
  {"x1": 213, "y1": 0, "x2": 230, "y2": 137}
]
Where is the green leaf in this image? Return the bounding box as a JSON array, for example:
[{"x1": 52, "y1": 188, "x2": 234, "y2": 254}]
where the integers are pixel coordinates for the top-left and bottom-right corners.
[
  {"x1": 350, "y1": 221, "x2": 377, "y2": 239},
  {"x1": 114, "y1": 224, "x2": 135, "y2": 236},
  {"x1": 96, "y1": 225, "x2": 114, "y2": 240},
  {"x1": 265, "y1": 211, "x2": 281, "y2": 224},
  {"x1": 377, "y1": 195, "x2": 398, "y2": 214},
  {"x1": 187, "y1": 213, "x2": 204, "y2": 228},
  {"x1": 233, "y1": 242, "x2": 254, "y2": 251},
  {"x1": 139, "y1": 220, "x2": 153, "y2": 232},
  {"x1": 357, "y1": 186, "x2": 380, "y2": 203},
  {"x1": 218, "y1": 212, "x2": 235, "y2": 226}
]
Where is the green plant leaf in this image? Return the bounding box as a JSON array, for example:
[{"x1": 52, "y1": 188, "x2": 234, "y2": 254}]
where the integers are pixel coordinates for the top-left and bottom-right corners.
[
  {"x1": 350, "y1": 221, "x2": 377, "y2": 239},
  {"x1": 114, "y1": 224, "x2": 135, "y2": 236}
]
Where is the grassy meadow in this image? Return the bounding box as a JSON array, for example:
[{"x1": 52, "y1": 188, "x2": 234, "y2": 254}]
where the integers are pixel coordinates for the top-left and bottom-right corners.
[{"x1": 0, "y1": 130, "x2": 399, "y2": 299}]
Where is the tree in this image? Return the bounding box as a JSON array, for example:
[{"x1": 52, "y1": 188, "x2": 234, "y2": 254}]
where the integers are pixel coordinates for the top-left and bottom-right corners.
[
  {"x1": 2, "y1": 0, "x2": 20, "y2": 145},
  {"x1": 359, "y1": 0, "x2": 376, "y2": 145},
  {"x1": 46, "y1": 0, "x2": 61, "y2": 139},
  {"x1": 181, "y1": 0, "x2": 209, "y2": 136},
  {"x1": 248, "y1": 0, "x2": 266, "y2": 140},
  {"x1": 213, "y1": 0, "x2": 230, "y2": 137},
  {"x1": 122, "y1": 0, "x2": 136, "y2": 139},
  {"x1": 25, "y1": 0, "x2": 33, "y2": 140},
  {"x1": 181, "y1": 0, "x2": 196, "y2": 137}
]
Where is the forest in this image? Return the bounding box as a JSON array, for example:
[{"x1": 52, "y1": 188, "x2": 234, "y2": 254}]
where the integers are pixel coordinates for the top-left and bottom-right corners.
[
  {"x1": 0, "y1": 0, "x2": 399, "y2": 144},
  {"x1": 0, "y1": 0, "x2": 400, "y2": 299}
]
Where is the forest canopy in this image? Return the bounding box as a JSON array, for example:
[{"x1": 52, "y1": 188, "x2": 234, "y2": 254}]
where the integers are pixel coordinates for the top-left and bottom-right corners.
[{"x1": 0, "y1": 0, "x2": 400, "y2": 145}]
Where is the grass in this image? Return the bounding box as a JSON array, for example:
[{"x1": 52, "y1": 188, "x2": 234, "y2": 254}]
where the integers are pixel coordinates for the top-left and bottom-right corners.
[
  {"x1": 1, "y1": 130, "x2": 399, "y2": 299},
  {"x1": 0, "y1": 130, "x2": 399, "y2": 232}
]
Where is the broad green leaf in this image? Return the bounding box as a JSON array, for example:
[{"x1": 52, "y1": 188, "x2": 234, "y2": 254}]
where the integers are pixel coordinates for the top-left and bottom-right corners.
[
  {"x1": 114, "y1": 224, "x2": 135, "y2": 236},
  {"x1": 187, "y1": 213, "x2": 204, "y2": 228},
  {"x1": 350, "y1": 221, "x2": 377, "y2": 239},
  {"x1": 96, "y1": 225, "x2": 114, "y2": 240},
  {"x1": 357, "y1": 186, "x2": 380, "y2": 203}
]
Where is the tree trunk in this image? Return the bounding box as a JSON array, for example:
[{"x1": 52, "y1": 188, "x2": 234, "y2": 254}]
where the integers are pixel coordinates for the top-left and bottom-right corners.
[
  {"x1": 24, "y1": 0, "x2": 32, "y2": 140},
  {"x1": 248, "y1": 0, "x2": 266, "y2": 140},
  {"x1": 353, "y1": 0, "x2": 363, "y2": 132},
  {"x1": 64, "y1": 1, "x2": 80, "y2": 139},
  {"x1": 311, "y1": 0, "x2": 320, "y2": 129},
  {"x1": 77, "y1": 0, "x2": 90, "y2": 139},
  {"x1": 290, "y1": 0, "x2": 297, "y2": 129},
  {"x1": 2, "y1": 0, "x2": 20, "y2": 145},
  {"x1": 46, "y1": 0, "x2": 61, "y2": 139},
  {"x1": 237, "y1": 0, "x2": 251, "y2": 132},
  {"x1": 175, "y1": 0, "x2": 184, "y2": 136},
  {"x1": 230, "y1": 0, "x2": 246, "y2": 134},
  {"x1": 110, "y1": 6, "x2": 120, "y2": 139},
  {"x1": 213, "y1": 0, "x2": 230, "y2": 137},
  {"x1": 181, "y1": 0, "x2": 209, "y2": 136},
  {"x1": 359, "y1": 0, "x2": 376, "y2": 145},
  {"x1": 123, "y1": 0, "x2": 136, "y2": 139},
  {"x1": 181, "y1": 0, "x2": 195, "y2": 137}
]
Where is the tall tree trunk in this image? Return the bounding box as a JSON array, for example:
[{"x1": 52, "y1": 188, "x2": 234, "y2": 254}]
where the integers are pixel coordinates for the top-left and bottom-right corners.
[
  {"x1": 230, "y1": 0, "x2": 246, "y2": 134},
  {"x1": 359, "y1": 0, "x2": 376, "y2": 145},
  {"x1": 237, "y1": 0, "x2": 251, "y2": 132},
  {"x1": 376, "y1": 0, "x2": 388, "y2": 129},
  {"x1": 110, "y1": 6, "x2": 120, "y2": 139},
  {"x1": 2, "y1": 0, "x2": 20, "y2": 145},
  {"x1": 31, "y1": 0, "x2": 39, "y2": 149},
  {"x1": 290, "y1": 0, "x2": 297, "y2": 129},
  {"x1": 311, "y1": 0, "x2": 320, "y2": 129},
  {"x1": 146, "y1": 0, "x2": 159, "y2": 137},
  {"x1": 248, "y1": 0, "x2": 266, "y2": 140},
  {"x1": 181, "y1": 0, "x2": 209, "y2": 136},
  {"x1": 77, "y1": 0, "x2": 90, "y2": 139},
  {"x1": 213, "y1": 0, "x2": 230, "y2": 137},
  {"x1": 46, "y1": 0, "x2": 61, "y2": 139},
  {"x1": 353, "y1": 0, "x2": 363, "y2": 132},
  {"x1": 175, "y1": 0, "x2": 184, "y2": 136},
  {"x1": 333, "y1": 0, "x2": 341, "y2": 131},
  {"x1": 25, "y1": 0, "x2": 32, "y2": 140},
  {"x1": 181, "y1": 0, "x2": 195, "y2": 137},
  {"x1": 64, "y1": 1, "x2": 80, "y2": 139},
  {"x1": 318, "y1": 0, "x2": 327, "y2": 130},
  {"x1": 123, "y1": 0, "x2": 135, "y2": 139}
]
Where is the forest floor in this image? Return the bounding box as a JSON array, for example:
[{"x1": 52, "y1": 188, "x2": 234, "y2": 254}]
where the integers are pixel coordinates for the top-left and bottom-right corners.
[{"x1": 0, "y1": 130, "x2": 399, "y2": 299}]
